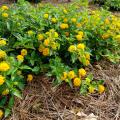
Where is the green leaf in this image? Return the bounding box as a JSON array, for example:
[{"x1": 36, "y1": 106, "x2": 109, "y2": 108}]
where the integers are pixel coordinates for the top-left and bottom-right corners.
[
  {"x1": 0, "y1": 96, "x2": 7, "y2": 107},
  {"x1": 8, "y1": 96, "x2": 14, "y2": 108},
  {"x1": 12, "y1": 89, "x2": 22, "y2": 99},
  {"x1": 20, "y1": 65, "x2": 32, "y2": 70},
  {"x1": 5, "y1": 108, "x2": 11, "y2": 118}
]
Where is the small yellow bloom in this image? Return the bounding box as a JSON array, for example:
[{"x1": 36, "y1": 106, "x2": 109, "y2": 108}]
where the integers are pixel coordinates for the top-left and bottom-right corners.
[
  {"x1": 77, "y1": 44, "x2": 85, "y2": 50},
  {"x1": 85, "y1": 53, "x2": 90, "y2": 60},
  {"x1": 98, "y1": 85, "x2": 105, "y2": 94},
  {"x1": 43, "y1": 39, "x2": 50, "y2": 46},
  {"x1": 27, "y1": 74, "x2": 33, "y2": 82},
  {"x1": 17, "y1": 55, "x2": 24, "y2": 62},
  {"x1": 0, "y1": 50, "x2": 6, "y2": 58},
  {"x1": 1, "y1": 5, "x2": 9, "y2": 10},
  {"x1": 76, "y1": 34, "x2": 83, "y2": 41},
  {"x1": 102, "y1": 33, "x2": 110, "y2": 39},
  {"x1": 51, "y1": 18, "x2": 57, "y2": 23},
  {"x1": 38, "y1": 34, "x2": 44, "y2": 41},
  {"x1": 0, "y1": 109, "x2": 3, "y2": 119},
  {"x1": 63, "y1": 9, "x2": 68, "y2": 14},
  {"x1": 2, "y1": 13, "x2": 8, "y2": 18},
  {"x1": 79, "y1": 68, "x2": 86, "y2": 77},
  {"x1": 104, "y1": 18, "x2": 110, "y2": 24},
  {"x1": 21, "y1": 49, "x2": 27, "y2": 56},
  {"x1": 0, "y1": 61, "x2": 10, "y2": 72},
  {"x1": 51, "y1": 42, "x2": 57, "y2": 50},
  {"x1": 0, "y1": 75, "x2": 5, "y2": 85},
  {"x1": 68, "y1": 70, "x2": 75, "y2": 79},
  {"x1": 2, "y1": 89, "x2": 9, "y2": 95},
  {"x1": 88, "y1": 86, "x2": 95, "y2": 93},
  {"x1": 54, "y1": 32, "x2": 59, "y2": 38},
  {"x1": 42, "y1": 48, "x2": 49, "y2": 56},
  {"x1": 68, "y1": 45, "x2": 76, "y2": 52},
  {"x1": 0, "y1": 39, "x2": 6, "y2": 46},
  {"x1": 61, "y1": 72, "x2": 67, "y2": 80},
  {"x1": 85, "y1": 60, "x2": 90, "y2": 66},
  {"x1": 44, "y1": 13, "x2": 49, "y2": 19},
  {"x1": 76, "y1": 23, "x2": 82, "y2": 28},
  {"x1": 60, "y1": 23, "x2": 69, "y2": 29},
  {"x1": 115, "y1": 35, "x2": 120, "y2": 42},
  {"x1": 73, "y1": 77, "x2": 81, "y2": 87},
  {"x1": 71, "y1": 18, "x2": 77, "y2": 23},
  {"x1": 63, "y1": 18, "x2": 68, "y2": 23},
  {"x1": 78, "y1": 31, "x2": 84, "y2": 36},
  {"x1": 38, "y1": 45, "x2": 44, "y2": 52},
  {"x1": 27, "y1": 30, "x2": 34, "y2": 36}
]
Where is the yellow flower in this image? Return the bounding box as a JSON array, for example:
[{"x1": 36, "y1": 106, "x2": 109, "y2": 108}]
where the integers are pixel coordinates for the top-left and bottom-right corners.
[
  {"x1": 61, "y1": 72, "x2": 67, "y2": 80},
  {"x1": 60, "y1": 23, "x2": 68, "y2": 29},
  {"x1": 51, "y1": 42, "x2": 57, "y2": 50},
  {"x1": 76, "y1": 23, "x2": 82, "y2": 28},
  {"x1": 2, "y1": 13, "x2": 8, "y2": 18},
  {"x1": 85, "y1": 60, "x2": 90, "y2": 66},
  {"x1": 68, "y1": 70, "x2": 75, "y2": 79},
  {"x1": 0, "y1": 75, "x2": 5, "y2": 85},
  {"x1": 54, "y1": 32, "x2": 59, "y2": 38},
  {"x1": 78, "y1": 31, "x2": 84, "y2": 36},
  {"x1": 17, "y1": 55, "x2": 24, "y2": 62},
  {"x1": 98, "y1": 85, "x2": 105, "y2": 94},
  {"x1": 102, "y1": 33, "x2": 110, "y2": 39},
  {"x1": 0, "y1": 50, "x2": 6, "y2": 58},
  {"x1": 63, "y1": 18, "x2": 68, "y2": 23},
  {"x1": 79, "y1": 68, "x2": 86, "y2": 77},
  {"x1": 43, "y1": 39, "x2": 50, "y2": 46},
  {"x1": 77, "y1": 44, "x2": 85, "y2": 50},
  {"x1": 63, "y1": 9, "x2": 68, "y2": 14},
  {"x1": 0, "y1": 39, "x2": 6, "y2": 46},
  {"x1": 21, "y1": 49, "x2": 27, "y2": 56},
  {"x1": 27, "y1": 74, "x2": 33, "y2": 82},
  {"x1": 44, "y1": 13, "x2": 49, "y2": 19},
  {"x1": 71, "y1": 18, "x2": 77, "y2": 23},
  {"x1": 104, "y1": 18, "x2": 110, "y2": 24},
  {"x1": 2, "y1": 89, "x2": 9, "y2": 95},
  {"x1": 68, "y1": 45, "x2": 76, "y2": 52},
  {"x1": 85, "y1": 53, "x2": 90, "y2": 60},
  {"x1": 73, "y1": 77, "x2": 81, "y2": 87},
  {"x1": 38, "y1": 45, "x2": 44, "y2": 52},
  {"x1": 38, "y1": 34, "x2": 44, "y2": 41},
  {"x1": 76, "y1": 34, "x2": 83, "y2": 41},
  {"x1": 0, "y1": 109, "x2": 3, "y2": 119},
  {"x1": 115, "y1": 35, "x2": 120, "y2": 42},
  {"x1": 88, "y1": 86, "x2": 95, "y2": 93},
  {"x1": 51, "y1": 18, "x2": 57, "y2": 23},
  {"x1": 0, "y1": 61, "x2": 10, "y2": 72},
  {"x1": 27, "y1": 30, "x2": 34, "y2": 36},
  {"x1": 42, "y1": 48, "x2": 49, "y2": 56},
  {"x1": 1, "y1": 5, "x2": 9, "y2": 10}
]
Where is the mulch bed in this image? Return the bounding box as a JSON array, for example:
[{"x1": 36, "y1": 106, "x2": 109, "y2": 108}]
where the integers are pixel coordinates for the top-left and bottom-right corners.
[{"x1": 7, "y1": 60, "x2": 120, "y2": 120}]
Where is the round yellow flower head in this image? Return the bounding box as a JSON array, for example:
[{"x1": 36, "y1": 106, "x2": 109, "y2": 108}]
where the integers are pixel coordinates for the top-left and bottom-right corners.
[
  {"x1": 73, "y1": 77, "x2": 81, "y2": 87},
  {"x1": 76, "y1": 23, "x2": 82, "y2": 28},
  {"x1": 76, "y1": 34, "x2": 83, "y2": 41},
  {"x1": 88, "y1": 86, "x2": 95, "y2": 93},
  {"x1": 0, "y1": 50, "x2": 6, "y2": 59},
  {"x1": 51, "y1": 18, "x2": 57, "y2": 23},
  {"x1": 78, "y1": 31, "x2": 84, "y2": 36},
  {"x1": 21, "y1": 49, "x2": 27, "y2": 56},
  {"x1": 0, "y1": 109, "x2": 3, "y2": 119},
  {"x1": 98, "y1": 85, "x2": 105, "y2": 94},
  {"x1": 44, "y1": 13, "x2": 49, "y2": 19},
  {"x1": 71, "y1": 18, "x2": 77, "y2": 23},
  {"x1": 85, "y1": 60, "x2": 90, "y2": 66},
  {"x1": 61, "y1": 72, "x2": 67, "y2": 81},
  {"x1": 51, "y1": 42, "x2": 57, "y2": 50},
  {"x1": 104, "y1": 18, "x2": 110, "y2": 24},
  {"x1": 2, "y1": 89, "x2": 9, "y2": 95},
  {"x1": 63, "y1": 9, "x2": 68, "y2": 14},
  {"x1": 17, "y1": 55, "x2": 24, "y2": 62},
  {"x1": 77, "y1": 44, "x2": 85, "y2": 50},
  {"x1": 0, "y1": 39, "x2": 7, "y2": 46},
  {"x1": 42, "y1": 48, "x2": 49, "y2": 56},
  {"x1": 0, "y1": 75, "x2": 5, "y2": 85},
  {"x1": 27, "y1": 30, "x2": 34, "y2": 36},
  {"x1": 79, "y1": 68, "x2": 86, "y2": 77},
  {"x1": 68, "y1": 45, "x2": 76, "y2": 52},
  {"x1": 60, "y1": 23, "x2": 68, "y2": 29},
  {"x1": 63, "y1": 18, "x2": 68, "y2": 23},
  {"x1": 27, "y1": 74, "x2": 33, "y2": 82},
  {"x1": 38, "y1": 45, "x2": 44, "y2": 52},
  {"x1": 54, "y1": 32, "x2": 59, "y2": 38},
  {"x1": 85, "y1": 53, "x2": 90, "y2": 60},
  {"x1": 1, "y1": 5, "x2": 9, "y2": 10},
  {"x1": 68, "y1": 70, "x2": 75, "y2": 79},
  {"x1": 2, "y1": 13, "x2": 8, "y2": 18},
  {"x1": 44, "y1": 39, "x2": 50, "y2": 46},
  {"x1": 38, "y1": 34, "x2": 44, "y2": 41},
  {"x1": 0, "y1": 61, "x2": 10, "y2": 72}
]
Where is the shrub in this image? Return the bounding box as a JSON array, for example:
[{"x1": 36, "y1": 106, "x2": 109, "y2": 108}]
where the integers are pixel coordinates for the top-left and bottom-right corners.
[{"x1": 0, "y1": 0, "x2": 119, "y2": 118}]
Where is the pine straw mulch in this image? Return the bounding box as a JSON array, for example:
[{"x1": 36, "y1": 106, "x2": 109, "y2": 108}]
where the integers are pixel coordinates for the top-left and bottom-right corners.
[{"x1": 7, "y1": 60, "x2": 120, "y2": 120}]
